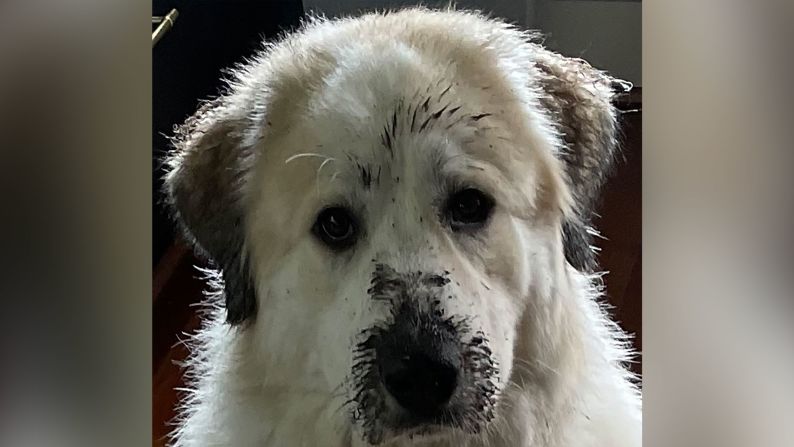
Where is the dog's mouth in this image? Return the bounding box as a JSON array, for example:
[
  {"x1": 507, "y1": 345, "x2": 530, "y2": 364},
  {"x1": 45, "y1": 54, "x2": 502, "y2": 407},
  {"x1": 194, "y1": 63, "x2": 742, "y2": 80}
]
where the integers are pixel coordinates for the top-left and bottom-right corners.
[
  {"x1": 357, "y1": 396, "x2": 492, "y2": 446},
  {"x1": 349, "y1": 308, "x2": 499, "y2": 445}
]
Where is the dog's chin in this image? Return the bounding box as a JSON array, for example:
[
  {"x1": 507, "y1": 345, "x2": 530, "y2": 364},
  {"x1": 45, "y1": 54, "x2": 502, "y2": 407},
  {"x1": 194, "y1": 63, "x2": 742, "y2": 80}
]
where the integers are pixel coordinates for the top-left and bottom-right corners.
[
  {"x1": 377, "y1": 424, "x2": 456, "y2": 446},
  {"x1": 371, "y1": 409, "x2": 490, "y2": 446},
  {"x1": 357, "y1": 384, "x2": 498, "y2": 445}
]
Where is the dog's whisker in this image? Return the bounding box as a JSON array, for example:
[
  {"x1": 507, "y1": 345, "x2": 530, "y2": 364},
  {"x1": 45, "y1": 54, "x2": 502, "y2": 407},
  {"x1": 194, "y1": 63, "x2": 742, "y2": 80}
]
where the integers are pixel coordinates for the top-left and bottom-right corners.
[
  {"x1": 316, "y1": 156, "x2": 336, "y2": 176},
  {"x1": 284, "y1": 152, "x2": 328, "y2": 164}
]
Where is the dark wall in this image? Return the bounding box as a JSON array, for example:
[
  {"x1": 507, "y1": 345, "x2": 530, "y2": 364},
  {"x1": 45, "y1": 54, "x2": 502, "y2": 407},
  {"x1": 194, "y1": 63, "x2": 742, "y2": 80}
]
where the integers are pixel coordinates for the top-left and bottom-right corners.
[{"x1": 153, "y1": 0, "x2": 304, "y2": 265}]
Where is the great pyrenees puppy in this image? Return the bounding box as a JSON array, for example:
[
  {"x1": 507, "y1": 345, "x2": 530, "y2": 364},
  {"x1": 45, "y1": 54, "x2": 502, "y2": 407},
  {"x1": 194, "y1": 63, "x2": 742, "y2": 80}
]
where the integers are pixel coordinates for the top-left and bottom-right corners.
[{"x1": 164, "y1": 7, "x2": 641, "y2": 447}]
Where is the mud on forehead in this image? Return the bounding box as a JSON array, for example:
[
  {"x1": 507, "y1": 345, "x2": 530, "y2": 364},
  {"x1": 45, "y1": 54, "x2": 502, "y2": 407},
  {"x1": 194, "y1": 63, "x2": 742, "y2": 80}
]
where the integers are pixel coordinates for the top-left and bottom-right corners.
[
  {"x1": 256, "y1": 46, "x2": 548, "y2": 216},
  {"x1": 291, "y1": 89, "x2": 520, "y2": 198}
]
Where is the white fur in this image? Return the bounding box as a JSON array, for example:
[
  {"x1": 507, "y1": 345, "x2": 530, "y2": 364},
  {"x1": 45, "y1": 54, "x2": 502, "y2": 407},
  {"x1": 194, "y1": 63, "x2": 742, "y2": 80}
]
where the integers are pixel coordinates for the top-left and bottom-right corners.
[{"x1": 169, "y1": 8, "x2": 641, "y2": 447}]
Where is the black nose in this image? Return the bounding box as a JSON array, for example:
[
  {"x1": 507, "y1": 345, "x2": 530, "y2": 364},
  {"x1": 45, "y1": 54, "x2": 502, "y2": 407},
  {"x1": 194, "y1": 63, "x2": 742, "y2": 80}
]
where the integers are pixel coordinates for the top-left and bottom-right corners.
[{"x1": 378, "y1": 347, "x2": 459, "y2": 417}]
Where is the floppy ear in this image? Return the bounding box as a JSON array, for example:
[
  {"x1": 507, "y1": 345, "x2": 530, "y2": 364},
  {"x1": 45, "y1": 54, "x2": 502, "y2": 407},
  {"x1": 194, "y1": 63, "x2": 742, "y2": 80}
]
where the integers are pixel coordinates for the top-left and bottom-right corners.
[
  {"x1": 164, "y1": 97, "x2": 259, "y2": 325},
  {"x1": 533, "y1": 46, "x2": 632, "y2": 272}
]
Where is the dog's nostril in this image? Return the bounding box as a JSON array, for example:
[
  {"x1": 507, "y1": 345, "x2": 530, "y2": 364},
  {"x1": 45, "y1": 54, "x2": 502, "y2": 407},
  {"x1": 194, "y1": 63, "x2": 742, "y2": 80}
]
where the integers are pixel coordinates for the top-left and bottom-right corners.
[{"x1": 379, "y1": 350, "x2": 458, "y2": 417}]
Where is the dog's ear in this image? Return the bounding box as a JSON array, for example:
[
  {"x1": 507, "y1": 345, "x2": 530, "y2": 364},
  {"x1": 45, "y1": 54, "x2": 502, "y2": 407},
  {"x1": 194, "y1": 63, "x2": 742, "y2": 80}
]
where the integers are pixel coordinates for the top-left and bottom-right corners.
[
  {"x1": 533, "y1": 46, "x2": 632, "y2": 271},
  {"x1": 164, "y1": 98, "x2": 259, "y2": 325}
]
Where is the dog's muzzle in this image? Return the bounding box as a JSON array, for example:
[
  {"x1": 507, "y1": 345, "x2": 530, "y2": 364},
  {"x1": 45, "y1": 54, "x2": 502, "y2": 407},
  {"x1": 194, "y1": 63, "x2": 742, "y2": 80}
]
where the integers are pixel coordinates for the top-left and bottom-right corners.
[
  {"x1": 376, "y1": 309, "x2": 462, "y2": 419},
  {"x1": 352, "y1": 264, "x2": 498, "y2": 443}
]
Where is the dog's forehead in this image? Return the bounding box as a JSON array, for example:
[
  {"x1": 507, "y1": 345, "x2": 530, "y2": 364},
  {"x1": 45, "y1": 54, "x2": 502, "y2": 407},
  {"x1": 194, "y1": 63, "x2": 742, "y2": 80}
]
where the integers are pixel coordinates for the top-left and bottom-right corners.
[
  {"x1": 254, "y1": 41, "x2": 548, "y2": 218},
  {"x1": 296, "y1": 72, "x2": 510, "y2": 187},
  {"x1": 308, "y1": 40, "x2": 439, "y2": 121},
  {"x1": 304, "y1": 44, "x2": 484, "y2": 146}
]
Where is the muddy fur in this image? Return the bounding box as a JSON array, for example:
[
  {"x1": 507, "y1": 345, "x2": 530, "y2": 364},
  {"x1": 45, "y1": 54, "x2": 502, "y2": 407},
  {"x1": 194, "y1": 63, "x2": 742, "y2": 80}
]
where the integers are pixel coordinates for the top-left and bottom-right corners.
[{"x1": 164, "y1": 7, "x2": 640, "y2": 447}]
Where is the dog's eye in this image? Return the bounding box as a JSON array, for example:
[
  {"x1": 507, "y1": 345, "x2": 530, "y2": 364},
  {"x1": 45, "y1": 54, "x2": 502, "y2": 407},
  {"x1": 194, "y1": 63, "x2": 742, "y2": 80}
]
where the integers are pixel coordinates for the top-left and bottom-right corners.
[
  {"x1": 445, "y1": 188, "x2": 494, "y2": 231},
  {"x1": 313, "y1": 207, "x2": 358, "y2": 250}
]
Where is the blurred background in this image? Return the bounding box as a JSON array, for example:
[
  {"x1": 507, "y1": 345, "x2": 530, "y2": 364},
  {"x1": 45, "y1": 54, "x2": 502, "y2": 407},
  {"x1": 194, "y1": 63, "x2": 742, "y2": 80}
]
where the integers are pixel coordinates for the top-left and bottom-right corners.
[{"x1": 3, "y1": 0, "x2": 793, "y2": 446}]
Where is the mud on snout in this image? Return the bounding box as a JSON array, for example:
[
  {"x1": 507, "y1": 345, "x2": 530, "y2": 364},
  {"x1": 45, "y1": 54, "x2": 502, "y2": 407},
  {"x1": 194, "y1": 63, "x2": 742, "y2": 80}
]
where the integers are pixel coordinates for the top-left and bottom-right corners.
[{"x1": 347, "y1": 263, "x2": 499, "y2": 444}]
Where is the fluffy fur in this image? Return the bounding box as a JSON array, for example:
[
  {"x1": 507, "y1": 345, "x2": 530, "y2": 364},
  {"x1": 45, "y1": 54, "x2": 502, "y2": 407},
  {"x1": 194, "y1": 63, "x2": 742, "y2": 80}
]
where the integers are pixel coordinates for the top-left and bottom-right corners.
[{"x1": 164, "y1": 7, "x2": 641, "y2": 447}]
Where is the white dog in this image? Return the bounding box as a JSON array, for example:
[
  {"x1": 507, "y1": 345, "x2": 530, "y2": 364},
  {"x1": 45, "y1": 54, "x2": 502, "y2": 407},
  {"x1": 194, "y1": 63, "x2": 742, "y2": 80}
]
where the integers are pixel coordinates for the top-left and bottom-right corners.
[{"x1": 164, "y1": 7, "x2": 641, "y2": 447}]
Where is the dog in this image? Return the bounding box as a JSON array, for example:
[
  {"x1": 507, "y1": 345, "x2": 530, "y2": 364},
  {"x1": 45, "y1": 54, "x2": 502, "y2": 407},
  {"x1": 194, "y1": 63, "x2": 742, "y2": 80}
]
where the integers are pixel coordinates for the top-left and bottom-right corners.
[{"x1": 164, "y1": 7, "x2": 641, "y2": 447}]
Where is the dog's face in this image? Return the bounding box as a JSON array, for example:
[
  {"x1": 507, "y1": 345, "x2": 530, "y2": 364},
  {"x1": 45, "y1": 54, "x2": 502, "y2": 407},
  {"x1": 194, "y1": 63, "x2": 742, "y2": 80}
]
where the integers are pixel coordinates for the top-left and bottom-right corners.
[
  {"x1": 166, "y1": 10, "x2": 621, "y2": 446},
  {"x1": 240, "y1": 47, "x2": 571, "y2": 444}
]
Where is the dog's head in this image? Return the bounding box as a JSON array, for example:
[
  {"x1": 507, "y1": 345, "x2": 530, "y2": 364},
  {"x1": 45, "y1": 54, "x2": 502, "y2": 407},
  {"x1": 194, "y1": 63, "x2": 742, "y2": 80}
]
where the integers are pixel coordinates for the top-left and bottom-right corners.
[{"x1": 165, "y1": 9, "x2": 622, "y2": 445}]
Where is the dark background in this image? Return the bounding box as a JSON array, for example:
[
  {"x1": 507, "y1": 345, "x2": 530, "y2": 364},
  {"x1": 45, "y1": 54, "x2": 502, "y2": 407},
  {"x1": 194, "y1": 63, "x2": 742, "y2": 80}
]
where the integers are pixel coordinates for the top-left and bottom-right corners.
[{"x1": 153, "y1": 0, "x2": 305, "y2": 265}]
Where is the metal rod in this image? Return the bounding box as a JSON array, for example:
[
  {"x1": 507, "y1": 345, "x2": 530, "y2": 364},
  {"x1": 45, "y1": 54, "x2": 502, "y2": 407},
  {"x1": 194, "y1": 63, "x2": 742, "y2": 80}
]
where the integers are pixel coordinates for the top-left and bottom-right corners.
[{"x1": 152, "y1": 9, "x2": 179, "y2": 47}]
